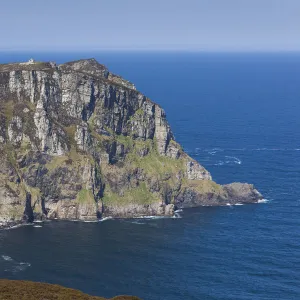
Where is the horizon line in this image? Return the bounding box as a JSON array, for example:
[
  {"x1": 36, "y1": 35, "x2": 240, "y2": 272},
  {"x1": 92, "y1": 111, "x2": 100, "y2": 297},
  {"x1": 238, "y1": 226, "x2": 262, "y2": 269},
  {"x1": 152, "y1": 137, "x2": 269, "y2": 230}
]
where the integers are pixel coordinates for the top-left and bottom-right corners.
[{"x1": 1, "y1": 48, "x2": 300, "y2": 54}]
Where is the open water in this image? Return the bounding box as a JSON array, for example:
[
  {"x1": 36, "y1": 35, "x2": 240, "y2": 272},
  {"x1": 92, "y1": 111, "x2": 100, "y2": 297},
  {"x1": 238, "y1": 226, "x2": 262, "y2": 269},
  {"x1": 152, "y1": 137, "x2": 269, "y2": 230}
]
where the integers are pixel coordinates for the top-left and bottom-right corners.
[{"x1": 0, "y1": 52, "x2": 300, "y2": 300}]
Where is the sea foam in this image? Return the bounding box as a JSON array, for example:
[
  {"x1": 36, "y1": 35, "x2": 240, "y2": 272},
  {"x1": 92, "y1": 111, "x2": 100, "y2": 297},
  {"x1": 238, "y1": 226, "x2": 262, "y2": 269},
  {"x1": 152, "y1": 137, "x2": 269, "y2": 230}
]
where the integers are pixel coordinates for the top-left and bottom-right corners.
[
  {"x1": 99, "y1": 217, "x2": 113, "y2": 222},
  {"x1": 2, "y1": 255, "x2": 31, "y2": 273},
  {"x1": 257, "y1": 199, "x2": 269, "y2": 204},
  {"x1": 2, "y1": 255, "x2": 13, "y2": 261}
]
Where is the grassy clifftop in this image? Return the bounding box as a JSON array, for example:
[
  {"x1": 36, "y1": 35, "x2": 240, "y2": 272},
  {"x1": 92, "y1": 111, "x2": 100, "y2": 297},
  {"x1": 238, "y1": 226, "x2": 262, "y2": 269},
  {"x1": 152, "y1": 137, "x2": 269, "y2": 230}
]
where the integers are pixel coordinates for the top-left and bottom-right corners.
[{"x1": 0, "y1": 280, "x2": 141, "y2": 300}]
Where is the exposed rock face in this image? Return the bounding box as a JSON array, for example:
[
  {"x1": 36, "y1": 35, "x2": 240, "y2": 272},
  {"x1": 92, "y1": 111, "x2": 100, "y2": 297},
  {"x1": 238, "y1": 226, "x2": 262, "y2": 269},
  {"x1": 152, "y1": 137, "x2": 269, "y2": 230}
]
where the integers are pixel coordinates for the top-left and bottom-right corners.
[{"x1": 0, "y1": 59, "x2": 262, "y2": 227}]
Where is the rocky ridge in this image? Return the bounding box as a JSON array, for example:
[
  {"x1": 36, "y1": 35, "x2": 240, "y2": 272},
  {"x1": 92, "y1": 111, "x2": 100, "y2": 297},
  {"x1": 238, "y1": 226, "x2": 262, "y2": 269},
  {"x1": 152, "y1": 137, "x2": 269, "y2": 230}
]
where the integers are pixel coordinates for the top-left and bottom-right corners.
[{"x1": 0, "y1": 59, "x2": 262, "y2": 227}]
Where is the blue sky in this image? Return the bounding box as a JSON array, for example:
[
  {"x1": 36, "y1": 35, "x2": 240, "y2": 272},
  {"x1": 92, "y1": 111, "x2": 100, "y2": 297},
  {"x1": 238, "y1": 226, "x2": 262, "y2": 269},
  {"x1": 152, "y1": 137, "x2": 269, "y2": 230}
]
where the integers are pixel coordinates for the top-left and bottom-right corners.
[{"x1": 1, "y1": 0, "x2": 300, "y2": 51}]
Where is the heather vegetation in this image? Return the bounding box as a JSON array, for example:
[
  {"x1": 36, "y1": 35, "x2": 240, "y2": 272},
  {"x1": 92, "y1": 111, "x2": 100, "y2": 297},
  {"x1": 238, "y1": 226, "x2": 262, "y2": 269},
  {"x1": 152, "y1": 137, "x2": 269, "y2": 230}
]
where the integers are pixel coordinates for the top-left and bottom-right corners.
[{"x1": 0, "y1": 280, "x2": 141, "y2": 300}]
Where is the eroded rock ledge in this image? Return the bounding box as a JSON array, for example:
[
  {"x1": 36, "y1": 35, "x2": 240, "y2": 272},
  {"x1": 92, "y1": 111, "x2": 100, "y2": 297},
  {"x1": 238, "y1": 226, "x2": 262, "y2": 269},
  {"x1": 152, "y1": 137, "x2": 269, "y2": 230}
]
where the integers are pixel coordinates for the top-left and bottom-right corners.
[{"x1": 0, "y1": 59, "x2": 262, "y2": 227}]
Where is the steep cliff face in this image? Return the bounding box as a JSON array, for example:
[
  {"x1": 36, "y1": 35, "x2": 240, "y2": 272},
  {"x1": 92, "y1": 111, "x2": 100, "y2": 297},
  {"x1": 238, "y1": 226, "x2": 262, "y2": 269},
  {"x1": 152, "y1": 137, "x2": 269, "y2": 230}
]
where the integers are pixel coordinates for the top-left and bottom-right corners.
[{"x1": 0, "y1": 59, "x2": 262, "y2": 227}]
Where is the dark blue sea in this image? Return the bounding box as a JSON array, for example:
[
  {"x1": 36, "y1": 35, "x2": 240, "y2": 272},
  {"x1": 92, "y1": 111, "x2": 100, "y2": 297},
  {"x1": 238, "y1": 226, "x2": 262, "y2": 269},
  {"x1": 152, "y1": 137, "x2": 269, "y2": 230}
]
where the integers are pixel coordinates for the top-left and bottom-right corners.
[{"x1": 0, "y1": 52, "x2": 300, "y2": 300}]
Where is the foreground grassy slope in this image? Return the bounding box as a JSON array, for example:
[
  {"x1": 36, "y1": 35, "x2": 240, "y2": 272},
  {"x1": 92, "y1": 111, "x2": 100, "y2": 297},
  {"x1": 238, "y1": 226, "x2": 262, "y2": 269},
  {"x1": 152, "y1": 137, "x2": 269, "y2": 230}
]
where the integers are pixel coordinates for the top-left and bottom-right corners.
[{"x1": 0, "y1": 280, "x2": 141, "y2": 300}]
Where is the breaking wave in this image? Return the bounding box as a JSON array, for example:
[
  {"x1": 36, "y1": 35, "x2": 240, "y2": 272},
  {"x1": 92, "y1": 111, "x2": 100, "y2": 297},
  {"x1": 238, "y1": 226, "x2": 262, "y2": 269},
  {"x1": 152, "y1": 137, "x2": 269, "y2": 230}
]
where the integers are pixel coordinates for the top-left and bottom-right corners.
[
  {"x1": 173, "y1": 213, "x2": 182, "y2": 219},
  {"x1": 83, "y1": 220, "x2": 98, "y2": 223},
  {"x1": 99, "y1": 217, "x2": 113, "y2": 222},
  {"x1": 138, "y1": 216, "x2": 169, "y2": 219},
  {"x1": 257, "y1": 199, "x2": 270, "y2": 204}
]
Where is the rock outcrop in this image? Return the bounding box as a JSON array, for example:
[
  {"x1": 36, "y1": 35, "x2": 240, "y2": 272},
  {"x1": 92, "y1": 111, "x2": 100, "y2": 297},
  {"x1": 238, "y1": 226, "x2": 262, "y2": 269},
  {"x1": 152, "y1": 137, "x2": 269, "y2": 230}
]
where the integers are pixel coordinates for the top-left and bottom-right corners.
[{"x1": 0, "y1": 59, "x2": 262, "y2": 228}]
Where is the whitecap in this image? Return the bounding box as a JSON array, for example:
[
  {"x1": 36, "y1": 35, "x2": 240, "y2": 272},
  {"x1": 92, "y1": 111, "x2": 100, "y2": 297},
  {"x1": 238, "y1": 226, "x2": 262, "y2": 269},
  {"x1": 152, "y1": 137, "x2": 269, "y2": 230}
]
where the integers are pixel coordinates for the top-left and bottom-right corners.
[
  {"x1": 215, "y1": 156, "x2": 242, "y2": 166},
  {"x1": 18, "y1": 262, "x2": 31, "y2": 269},
  {"x1": 2, "y1": 255, "x2": 13, "y2": 261},
  {"x1": 33, "y1": 225, "x2": 42, "y2": 228},
  {"x1": 2, "y1": 255, "x2": 31, "y2": 273},
  {"x1": 10, "y1": 262, "x2": 31, "y2": 273},
  {"x1": 235, "y1": 203, "x2": 244, "y2": 206},
  {"x1": 204, "y1": 147, "x2": 223, "y2": 153},
  {"x1": 174, "y1": 209, "x2": 183, "y2": 213},
  {"x1": 214, "y1": 161, "x2": 225, "y2": 166},
  {"x1": 208, "y1": 151, "x2": 217, "y2": 155},
  {"x1": 225, "y1": 156, "x2": 242, "y2": 165}
]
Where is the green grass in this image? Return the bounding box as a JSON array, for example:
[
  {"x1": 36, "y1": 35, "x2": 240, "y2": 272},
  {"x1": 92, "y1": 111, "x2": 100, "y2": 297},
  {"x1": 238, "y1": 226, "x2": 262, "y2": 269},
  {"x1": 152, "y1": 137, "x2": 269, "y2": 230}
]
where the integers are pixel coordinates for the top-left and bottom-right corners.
[
  {"x1": 102, "y1": 182, "x2": 159, "y2": 205},
  {"x1": 127, "y1": 148, "x2": 185, "y2": 178},
  {"x1": 64, "y1": 125, "x2": 76, "y2": 146},
  {"x1": 100, "y1": 135, "x2": 186, "y2": 205},
  {"x1": 76, "y1": 189, "x2": 95, "y2": 204},
  {"x1": 169, "y1": 139, "x2": 183, "y2": 152},
  {"x1": 183, "y1": 179, "x2": 226, "y2": 197},
  {"x1": 19, "y1": 137, "x2": 32, "y2": 153},
  {"x1": 129, "y1": 108, "x2": 144, "y2": 121},
  {"x1": 87, "y1": 114, "x2": 114, "y2": 152},
  {"x1": 113, "y1": 135, "x2": 182, "y2": 178},
  {"x1": 5, "y1": 205, "x2": 24, "y2": 221},
  {"x1": 2, "y1": 101, "x2": 14, "y2": 122},
  {"x1": 44, "y1": 150, "x2": 95, "y2": 173},
  {"x1": 45, "y1": 156, "x2": 68, "y2": 171}
]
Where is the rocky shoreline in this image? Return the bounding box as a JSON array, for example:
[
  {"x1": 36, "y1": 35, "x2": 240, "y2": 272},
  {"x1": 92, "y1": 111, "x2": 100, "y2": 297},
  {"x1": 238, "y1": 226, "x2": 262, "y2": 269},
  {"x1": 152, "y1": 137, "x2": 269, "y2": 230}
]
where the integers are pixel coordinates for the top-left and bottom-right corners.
[
  {"x1": 0, "y1": 197, "x2": 265, "y2": 230},
  {"x1": 0, "y1": 58, "x2": 262, "y2": 227}
]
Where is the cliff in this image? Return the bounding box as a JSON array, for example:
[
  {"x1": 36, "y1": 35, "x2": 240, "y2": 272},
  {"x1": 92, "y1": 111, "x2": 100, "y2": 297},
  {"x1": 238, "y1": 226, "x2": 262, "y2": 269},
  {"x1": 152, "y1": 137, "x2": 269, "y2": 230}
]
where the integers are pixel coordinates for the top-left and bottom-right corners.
[{"x1": 0, "y1": 59, "x2": 262, "y2": 227}]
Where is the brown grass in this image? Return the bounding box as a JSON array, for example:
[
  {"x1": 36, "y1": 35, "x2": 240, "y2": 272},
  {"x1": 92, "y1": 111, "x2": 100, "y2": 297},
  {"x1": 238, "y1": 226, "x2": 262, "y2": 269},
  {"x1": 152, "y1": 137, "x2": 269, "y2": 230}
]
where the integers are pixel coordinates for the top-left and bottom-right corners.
[{"x1": 0, "y1": 280, "x2": 141, "y2": 300}]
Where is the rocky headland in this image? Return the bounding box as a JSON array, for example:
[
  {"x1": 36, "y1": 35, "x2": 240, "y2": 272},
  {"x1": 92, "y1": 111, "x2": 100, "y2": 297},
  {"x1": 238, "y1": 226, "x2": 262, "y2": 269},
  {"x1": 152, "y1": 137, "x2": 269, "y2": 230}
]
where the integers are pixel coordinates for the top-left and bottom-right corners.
[{"x1": 0, "y1": 58, "x2": 262, "y2": 228}]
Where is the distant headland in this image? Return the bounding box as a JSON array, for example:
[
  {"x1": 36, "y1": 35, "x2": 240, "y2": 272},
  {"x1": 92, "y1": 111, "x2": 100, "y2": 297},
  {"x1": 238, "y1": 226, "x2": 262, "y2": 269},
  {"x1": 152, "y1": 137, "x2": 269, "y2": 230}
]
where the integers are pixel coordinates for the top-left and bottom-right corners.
[{"x1": 0, "y1": 58, "x2": 262, "y2": 228}]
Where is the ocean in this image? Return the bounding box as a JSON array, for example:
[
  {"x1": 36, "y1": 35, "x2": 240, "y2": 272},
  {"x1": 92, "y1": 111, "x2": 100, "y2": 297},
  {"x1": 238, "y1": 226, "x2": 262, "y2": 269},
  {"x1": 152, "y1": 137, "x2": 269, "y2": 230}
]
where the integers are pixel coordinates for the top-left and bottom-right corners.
[{"x1": 0, "y1": 52, "x2": 300, "y2": 300}]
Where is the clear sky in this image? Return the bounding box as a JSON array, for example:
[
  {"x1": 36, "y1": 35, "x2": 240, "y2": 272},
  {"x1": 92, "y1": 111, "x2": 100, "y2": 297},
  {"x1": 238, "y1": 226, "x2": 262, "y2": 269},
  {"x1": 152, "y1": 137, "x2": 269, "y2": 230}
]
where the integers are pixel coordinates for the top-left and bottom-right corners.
[{"x1": 1, "y1": 0, "x2": 300, "y2": 52}]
